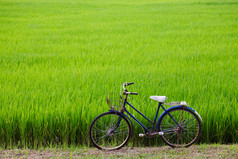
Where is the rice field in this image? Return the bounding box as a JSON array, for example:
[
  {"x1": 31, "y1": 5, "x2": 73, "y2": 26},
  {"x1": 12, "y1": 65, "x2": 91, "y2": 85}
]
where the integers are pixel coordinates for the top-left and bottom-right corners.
[{"x1": 0, "y1": 0, "x2": 237, "y2": 148}]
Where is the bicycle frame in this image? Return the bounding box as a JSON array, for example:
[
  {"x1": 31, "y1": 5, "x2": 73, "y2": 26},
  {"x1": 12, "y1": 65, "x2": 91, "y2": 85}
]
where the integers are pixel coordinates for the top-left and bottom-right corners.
[
  {"x1": 122, "y1": 100, "x2": 180, "y2": 133},
  {"x1": 109, "y1": 82, "x2": 202, "y2": 136}
]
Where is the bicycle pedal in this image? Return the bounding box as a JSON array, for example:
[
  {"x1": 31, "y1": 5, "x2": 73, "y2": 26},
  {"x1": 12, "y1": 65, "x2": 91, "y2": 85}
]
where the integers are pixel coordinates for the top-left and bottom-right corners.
[{"x1": 139, "y1": 133, "x2": 145, "y2": 137}]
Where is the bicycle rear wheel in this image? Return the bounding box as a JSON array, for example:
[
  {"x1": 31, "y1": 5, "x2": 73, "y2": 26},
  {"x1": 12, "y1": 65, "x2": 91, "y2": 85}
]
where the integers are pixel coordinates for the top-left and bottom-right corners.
[
  {"x1": 89, "y1": 112, "x2": 131, "y2": 150},
  {"x1": 158, "y1": 107, "x2": 201, "y2": 147}
]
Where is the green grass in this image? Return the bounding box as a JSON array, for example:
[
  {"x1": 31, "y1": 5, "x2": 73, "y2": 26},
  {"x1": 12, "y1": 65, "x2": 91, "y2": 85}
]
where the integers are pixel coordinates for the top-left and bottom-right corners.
[{"x1": 0, "y1": 0, "x2": 237, "y2": 147}]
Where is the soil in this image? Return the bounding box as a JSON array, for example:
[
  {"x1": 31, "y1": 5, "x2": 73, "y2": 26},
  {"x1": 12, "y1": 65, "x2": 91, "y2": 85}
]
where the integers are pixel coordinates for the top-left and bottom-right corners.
[{"x1": 0, "y1": 144, "x2": 237, "y2": 159}]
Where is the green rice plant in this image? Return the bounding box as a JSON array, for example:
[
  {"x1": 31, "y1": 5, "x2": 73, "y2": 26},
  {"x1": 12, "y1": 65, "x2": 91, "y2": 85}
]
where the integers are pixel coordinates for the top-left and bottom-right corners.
[{"x1": 0, "y1": 0, "x2": 237, "y2": 147}]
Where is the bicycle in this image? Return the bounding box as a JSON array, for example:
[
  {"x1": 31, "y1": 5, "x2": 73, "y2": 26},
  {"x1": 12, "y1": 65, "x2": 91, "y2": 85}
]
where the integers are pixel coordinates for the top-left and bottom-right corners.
[{"x1": 89, "y1": 82, "x2": 202, "y2": 150}]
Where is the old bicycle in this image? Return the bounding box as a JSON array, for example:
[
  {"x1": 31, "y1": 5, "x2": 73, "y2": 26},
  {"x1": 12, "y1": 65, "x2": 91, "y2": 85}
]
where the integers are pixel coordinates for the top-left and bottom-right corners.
[{"x1": 89, "y1": 82, "x2": 202, "y2": 150}]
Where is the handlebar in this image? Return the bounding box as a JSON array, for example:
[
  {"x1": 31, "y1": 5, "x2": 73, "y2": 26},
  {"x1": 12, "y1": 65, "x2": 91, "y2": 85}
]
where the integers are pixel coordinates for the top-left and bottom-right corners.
[
  {"x1": 130, "y1": 92, "x2": 138, "y2": 95},
  {"x1": 126, "y1": 82, "x2": 134, "y2": 86},
  {"x1": 122, "y1": 82, "x2": 138, "y2": 95}
]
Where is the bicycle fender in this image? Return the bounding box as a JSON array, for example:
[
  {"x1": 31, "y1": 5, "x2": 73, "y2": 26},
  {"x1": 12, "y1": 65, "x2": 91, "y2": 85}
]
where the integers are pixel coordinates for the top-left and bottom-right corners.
[
  {"x1": 109, "y1": 110, "x2": 134, "y2": 138},
  {"x1": 156, "y1": 106, "x2": 202, "y2": 130},
  {"x1": 186, "y1": 106, "x2": 203, "y2": 122}
]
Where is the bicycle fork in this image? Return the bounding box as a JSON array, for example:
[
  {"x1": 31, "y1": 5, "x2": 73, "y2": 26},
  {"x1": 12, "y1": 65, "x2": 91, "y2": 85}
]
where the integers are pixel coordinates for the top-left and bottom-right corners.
[{"x1": 107, "y1": 115, "x2": 123, "y2": 136}]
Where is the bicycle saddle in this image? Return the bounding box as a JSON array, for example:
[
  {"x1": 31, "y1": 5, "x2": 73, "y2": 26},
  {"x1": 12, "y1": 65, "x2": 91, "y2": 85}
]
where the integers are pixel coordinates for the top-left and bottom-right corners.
[{"x1": 150, "y1": 96, "x2": 167, "y2": 103}]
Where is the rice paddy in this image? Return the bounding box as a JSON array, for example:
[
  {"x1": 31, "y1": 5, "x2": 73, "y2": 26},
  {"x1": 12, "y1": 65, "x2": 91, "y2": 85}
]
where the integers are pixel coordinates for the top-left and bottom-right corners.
[{"x1": 0, "y1": 0, "x2": 237, "y2": 148}]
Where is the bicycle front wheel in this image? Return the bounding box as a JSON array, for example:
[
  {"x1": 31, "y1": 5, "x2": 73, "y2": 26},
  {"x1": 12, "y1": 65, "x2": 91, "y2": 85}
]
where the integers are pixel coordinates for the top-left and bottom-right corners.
[
  {"x1": 158, "y1": 107, "x2": 201, "y2": 147},
  {"x1": 89, "y1": 112, "x2": 131, "y2": 150}
]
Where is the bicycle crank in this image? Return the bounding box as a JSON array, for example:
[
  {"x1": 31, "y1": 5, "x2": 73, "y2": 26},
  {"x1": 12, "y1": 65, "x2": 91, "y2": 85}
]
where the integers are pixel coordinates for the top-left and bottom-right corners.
[{"x1": 139, "y1": 131, "x2": 164, "y2": 137}]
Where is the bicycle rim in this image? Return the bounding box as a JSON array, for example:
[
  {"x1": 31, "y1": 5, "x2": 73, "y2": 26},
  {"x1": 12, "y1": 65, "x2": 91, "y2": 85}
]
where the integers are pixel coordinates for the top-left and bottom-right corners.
[
  {"x1": 159, "y1": 108, "x2": 201, "y2": 147},
  {"x1": 89, "y1": 112, "x2": 131, "y2": 150}
]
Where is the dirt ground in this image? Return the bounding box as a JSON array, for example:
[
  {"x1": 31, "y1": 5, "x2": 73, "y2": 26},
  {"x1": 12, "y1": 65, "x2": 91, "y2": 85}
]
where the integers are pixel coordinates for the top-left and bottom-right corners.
[{"x1": 0, "y1": 144, "x2": 237, "y2": 159}]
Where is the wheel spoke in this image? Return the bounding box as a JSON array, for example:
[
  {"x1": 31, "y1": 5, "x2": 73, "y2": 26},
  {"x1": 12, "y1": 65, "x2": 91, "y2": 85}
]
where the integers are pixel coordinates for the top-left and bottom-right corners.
[
  {"x1": 90, "y1": 113, "x2": 130, "y2": 150},
  {"x1": 159, "y1": 108, "x2": 201, "y2": 147}
]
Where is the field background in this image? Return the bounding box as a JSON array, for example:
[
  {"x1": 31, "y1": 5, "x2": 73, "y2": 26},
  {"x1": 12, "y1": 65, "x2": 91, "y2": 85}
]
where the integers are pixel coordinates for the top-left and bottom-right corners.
[{"x1": 0, "y1": 0, "x2": 237, "y2": 148}]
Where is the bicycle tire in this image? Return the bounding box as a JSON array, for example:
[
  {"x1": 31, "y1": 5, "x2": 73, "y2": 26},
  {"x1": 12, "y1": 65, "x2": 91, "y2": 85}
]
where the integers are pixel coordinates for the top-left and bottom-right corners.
[
  {"x1": 89, "y1": 112, "x2": 131, "y2": 150},
  {"x1": 158, "y1": 107, "x2": 201, "y2": 147}
]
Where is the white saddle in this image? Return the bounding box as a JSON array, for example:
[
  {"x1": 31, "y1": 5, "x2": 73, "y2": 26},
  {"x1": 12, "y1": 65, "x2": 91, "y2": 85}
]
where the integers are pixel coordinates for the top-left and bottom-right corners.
[{"x1": 150, "y1": 96, "x2": 167, "y2": 103}]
